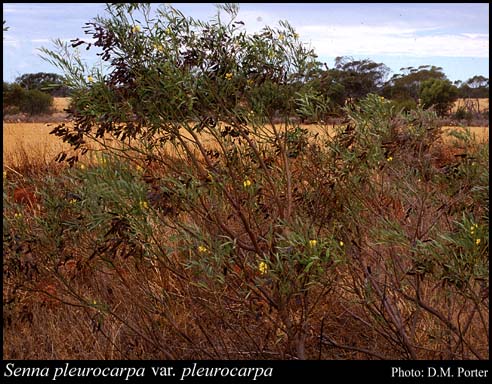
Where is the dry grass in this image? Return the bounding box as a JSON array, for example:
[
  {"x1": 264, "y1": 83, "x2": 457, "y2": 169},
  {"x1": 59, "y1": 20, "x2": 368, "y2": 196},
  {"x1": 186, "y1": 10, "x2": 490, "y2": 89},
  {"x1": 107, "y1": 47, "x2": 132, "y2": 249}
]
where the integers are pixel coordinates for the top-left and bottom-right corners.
[
  {"x1": 441, "y1": 126, "x2": 489, "y2": 144},
  {"x1": 52, "y1": 97, "x2": 71, "y2": 113},
  {"x1": 3, "y1": 120, "x2": 487, "y2": 168},
  {"x1": 452, "y1": 98, "x2": 489, "y2": 113},
  {"x1": 3, "y1": 123, "x2": 72, "y2": 168}
]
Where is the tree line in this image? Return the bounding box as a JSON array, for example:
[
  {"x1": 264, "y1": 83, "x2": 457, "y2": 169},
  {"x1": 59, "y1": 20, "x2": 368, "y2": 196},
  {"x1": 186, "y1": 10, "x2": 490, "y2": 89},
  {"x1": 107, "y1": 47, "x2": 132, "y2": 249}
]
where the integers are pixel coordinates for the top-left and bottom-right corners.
[
  {"x1": 3, "y1": 73, "x2": 70, "y2": 115},
  {"x1": 2, "y1": 59, "x2": 489, "y2": 118},
  {"x1": 309, "y1": 57, "x2": 488, "y2": 118}
]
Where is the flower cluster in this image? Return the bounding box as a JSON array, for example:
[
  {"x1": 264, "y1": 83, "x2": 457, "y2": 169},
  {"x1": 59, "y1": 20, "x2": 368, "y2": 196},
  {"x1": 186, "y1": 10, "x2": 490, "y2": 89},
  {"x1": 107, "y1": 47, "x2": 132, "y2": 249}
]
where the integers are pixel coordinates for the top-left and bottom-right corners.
[
  {"x1": 258, "y1": 261, "x2": 268, "y2": 275},
  {"x1": 470, "y1": 224, "x2": 481, "y2": 246}
]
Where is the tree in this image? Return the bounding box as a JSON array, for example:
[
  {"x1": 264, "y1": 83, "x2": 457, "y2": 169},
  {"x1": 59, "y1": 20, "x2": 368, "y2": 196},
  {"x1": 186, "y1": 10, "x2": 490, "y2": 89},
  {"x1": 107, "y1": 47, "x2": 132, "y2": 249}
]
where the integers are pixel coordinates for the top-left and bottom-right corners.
[
  {"x1": 332, "y1": 56, "x2": 390, "y2": 101},
  {"x1": 459, "y1": 75, "x2": 489, "y2": 99},
  {"x1": 15, "y1": 72, "x2": 70, "y2": 97},
  {"x1": 420, "y1": 78, "x2": 459, "y2": 116},
  {"x1": 383, "y1": 65, "x2": 447, "y2": 100}
]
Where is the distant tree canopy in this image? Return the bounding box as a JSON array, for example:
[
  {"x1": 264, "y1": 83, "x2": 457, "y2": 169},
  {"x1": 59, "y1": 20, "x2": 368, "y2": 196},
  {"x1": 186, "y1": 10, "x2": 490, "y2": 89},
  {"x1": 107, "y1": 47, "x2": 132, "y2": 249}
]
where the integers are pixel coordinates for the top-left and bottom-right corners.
[
  {"x1": 332, "y1": 56, "x2": 390, "y2": 101},
  {"x1": 420, "y1": 78, "x2": 459, "y2": 117},
  {"x1": 15, "y1": 72, "x2": 71, "y2": 97},
  {"x1": 382, "y1": 65, "x2": 449, "y2": 102},
  {"x1": 457, "y1": 75, "x2": 489, "y2": 99},
  {"x1": 4, "y1": 60, "x2": 487, "y2": 118},
  {"x1": 310, "y1": 60, "x2": 486, "y2": 118}
]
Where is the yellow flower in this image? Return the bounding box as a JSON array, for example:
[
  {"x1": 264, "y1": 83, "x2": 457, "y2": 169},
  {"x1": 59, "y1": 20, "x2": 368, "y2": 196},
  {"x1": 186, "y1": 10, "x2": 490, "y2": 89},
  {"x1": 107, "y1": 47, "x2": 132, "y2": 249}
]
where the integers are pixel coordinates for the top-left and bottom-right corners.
[
  {"x1": 136, "y1": 165, "x2": 143, "y2": 172},
  {"x1": 69, "y1": 199, "x2": 77, "y2": 205},
  {"x1": 80, "y1": 164, "x2": 86, "y2": 170},
  {"x1": 470, "y1": 224, "x2": 479, "y2": 235},
  {"x1": 225, "y1": 73, "x2": 233, "y2": 81},
  {"x1": 139, "y1": 200, "x2": 149, "y2": 210},
  {"x1": 243, "y1": 179, "x2": 252, "y2": 188},
  {"x1": 153, "y1": 43, "x2": 164, "y2": 52},
  {"x1": 197, "y1": 245, "x2": 208, "y2": 254},
  {"x1": 293, "y1": 33, "x2": 299, "y2": 39},
  {"x1": 92, "y1": 299, "x2": 97, "y2": 305},
  {"x1": 308, "y1": 239, "x2": 318, "y2": 247},
  {"x1": 387, "y1": 156, "x2": 393, "y2": 162},
  {"x1": 247, "y1": 79, "x2": 254, "y2": 86},
  {"x1": 278, "y1": 33, "x2": 285, "y2": 41},
  {"x1": 132, "y1": 25, "x2": 141, "y2": 33},
  {"x1": 475, "y1": 238, "x2": 481, "y2": 246},
  {"x1": 165, "y1": 27, "x2": 171, "y2": 35},
  {"x1": 87, "y1": 76, "x2": 94, "y2": 83},
  {"x1": 258, "y1": 261, "x2": 268, "y2": 275},
  {"x1": 339, "y1": 240, "x2": 344, "y2": 247},
  {"x1": 14, "y1": 213, "x2": 23, "y2": 219},
  {"x1": 3, "y1": 171, "x2": 7, "y2": 180}
]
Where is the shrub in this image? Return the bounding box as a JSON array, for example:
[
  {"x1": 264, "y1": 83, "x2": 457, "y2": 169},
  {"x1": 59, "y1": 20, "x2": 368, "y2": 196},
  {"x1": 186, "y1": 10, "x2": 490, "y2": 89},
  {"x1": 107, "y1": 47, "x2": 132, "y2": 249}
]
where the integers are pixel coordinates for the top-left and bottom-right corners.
[
  {"x1": 420, "y1": 78, "x2": 459, "y2": 117},
  {"x1": 4, "y1": 3, "x2": 485, "y2": 360},
  {"x1": 388, "y1": 97, "x2": 417, "y2": 113},
  {"x1": 3, "y1": 82, "x2": 53, "y2": 115},
  {"x1": 19, "y1": 88, "x2": 53, "y2": 115},
  {"x1": 453, "y1": 106, "x2": 473, "y2": 123}
]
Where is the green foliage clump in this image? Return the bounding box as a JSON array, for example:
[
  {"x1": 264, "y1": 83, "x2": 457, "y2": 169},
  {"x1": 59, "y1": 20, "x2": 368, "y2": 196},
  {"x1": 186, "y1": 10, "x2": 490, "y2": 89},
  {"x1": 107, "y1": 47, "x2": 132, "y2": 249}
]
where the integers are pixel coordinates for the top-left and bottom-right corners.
[
  {"x1": 420, "y1": 78, "x2": 459, "y2": 117},
  {"x1": 3, "y1": 82, "x2": 53, "y2": 115},
  {"x1": 15, "y1": 72, "x2": 71, "y2": 97}
]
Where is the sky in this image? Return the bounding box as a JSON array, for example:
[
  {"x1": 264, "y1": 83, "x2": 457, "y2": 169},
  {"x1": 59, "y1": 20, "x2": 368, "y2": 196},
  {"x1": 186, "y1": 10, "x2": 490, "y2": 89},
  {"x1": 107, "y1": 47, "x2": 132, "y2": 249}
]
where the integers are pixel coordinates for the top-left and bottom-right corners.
[{"x1": 2, "y1": 3, "x2": 489, "y2": 84}]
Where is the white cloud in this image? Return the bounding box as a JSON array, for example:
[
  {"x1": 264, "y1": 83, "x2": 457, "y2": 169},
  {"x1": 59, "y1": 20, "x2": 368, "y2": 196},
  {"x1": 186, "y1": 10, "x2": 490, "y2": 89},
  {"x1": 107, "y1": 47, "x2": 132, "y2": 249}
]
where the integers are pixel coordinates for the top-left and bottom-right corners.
[{"x1": 296, "y1": 24, "x2": 489, "y2": 59}]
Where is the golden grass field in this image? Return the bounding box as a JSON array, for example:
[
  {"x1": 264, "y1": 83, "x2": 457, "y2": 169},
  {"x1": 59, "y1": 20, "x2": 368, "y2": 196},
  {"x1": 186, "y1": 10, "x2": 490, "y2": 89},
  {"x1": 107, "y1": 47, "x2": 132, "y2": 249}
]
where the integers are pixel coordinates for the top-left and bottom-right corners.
[
  {"x1": 3, "y1": 97, "x2": 489, "y2": 167},
  {"x1": 52, "y1": 96, "x2": 71, "y2": 112},
  {"x1": 452, "y1": 97, "x2": 489, "y2": 112},
  {"x1": 51, "y1": 97, "x2": 489, "y2": 114}
]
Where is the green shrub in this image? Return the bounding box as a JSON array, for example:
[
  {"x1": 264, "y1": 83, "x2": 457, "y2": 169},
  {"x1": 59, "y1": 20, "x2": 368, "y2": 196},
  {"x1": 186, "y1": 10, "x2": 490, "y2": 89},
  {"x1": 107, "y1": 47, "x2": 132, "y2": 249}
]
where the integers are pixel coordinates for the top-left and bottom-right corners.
[
  {"x1": 3, "y1": 82, "x2": 53, "y2": 115},
  {"x1": 388, "y1": 97, "x2": 417, "y2": 113},
  {"x1": 420, "y1": 78, "x2": 459, "y2": 117},
  {"x1": 19, "y1": 88, "x2": 53, "y2": 115}
]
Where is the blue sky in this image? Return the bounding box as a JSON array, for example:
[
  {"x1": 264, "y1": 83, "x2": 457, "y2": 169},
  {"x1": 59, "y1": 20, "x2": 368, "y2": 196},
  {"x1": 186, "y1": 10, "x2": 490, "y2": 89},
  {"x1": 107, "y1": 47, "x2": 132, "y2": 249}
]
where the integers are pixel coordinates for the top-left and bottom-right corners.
[{"x1": 3, "y1": 3, "x2": 489, "y2": 83}]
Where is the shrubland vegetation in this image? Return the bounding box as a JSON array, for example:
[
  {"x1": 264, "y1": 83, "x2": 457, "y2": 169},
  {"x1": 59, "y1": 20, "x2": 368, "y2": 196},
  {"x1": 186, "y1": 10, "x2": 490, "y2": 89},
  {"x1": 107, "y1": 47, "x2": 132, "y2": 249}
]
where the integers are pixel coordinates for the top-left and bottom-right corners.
[
  {"x1": 3, "y1": 82, "x2": 54, "y2": 115},
  {"x1": 3, "y1": 3, "x2": 489, "y2": 360}
]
